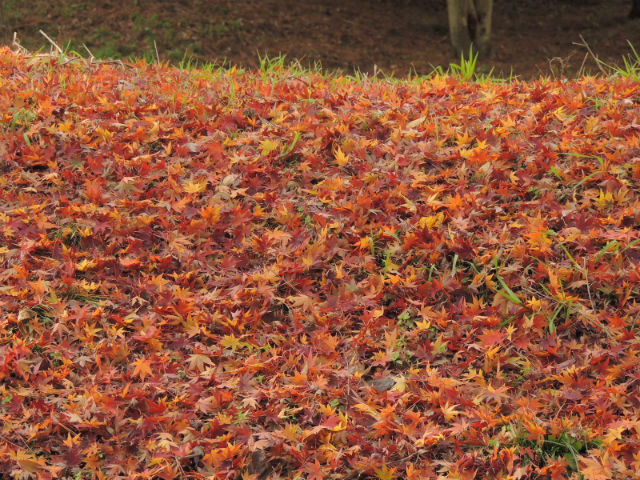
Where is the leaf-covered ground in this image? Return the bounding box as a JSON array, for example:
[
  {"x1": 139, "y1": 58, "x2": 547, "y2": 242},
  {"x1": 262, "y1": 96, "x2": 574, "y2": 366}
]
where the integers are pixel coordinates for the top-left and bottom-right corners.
[{"x1": 1, "y1": 48, "x2": 640, "y2": 479}]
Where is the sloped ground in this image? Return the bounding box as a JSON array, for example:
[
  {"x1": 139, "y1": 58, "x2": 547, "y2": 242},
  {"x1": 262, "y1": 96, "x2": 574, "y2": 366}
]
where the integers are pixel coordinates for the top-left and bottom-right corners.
[
  {"x1": 0, "y1": 0, "x2": 639, "y2": 78},
  {"x1": 1, "y1": 48, "x2": 640, "y2": 478}
]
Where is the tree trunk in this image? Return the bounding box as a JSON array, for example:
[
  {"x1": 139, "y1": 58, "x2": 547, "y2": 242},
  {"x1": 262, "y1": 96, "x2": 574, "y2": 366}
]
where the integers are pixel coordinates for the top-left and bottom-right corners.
[
  {"x1": 473, "y1": 0, "x2": 493, "y2": 57},
  {"x1": 447, "y1": 0, "x2": 472, "y2": 58},
  {"x1": 631, "y1": 0, "x2": 640, "y2": 18},
  {"x1": 447, "y1": 0, "x2": 493, "y2": 58}
]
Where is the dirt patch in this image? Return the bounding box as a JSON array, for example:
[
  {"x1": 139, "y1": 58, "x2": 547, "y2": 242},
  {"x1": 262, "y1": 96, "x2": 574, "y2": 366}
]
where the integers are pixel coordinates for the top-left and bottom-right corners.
[{"x1": 1, "y1": 0, "x2": 639, "y2": 78}]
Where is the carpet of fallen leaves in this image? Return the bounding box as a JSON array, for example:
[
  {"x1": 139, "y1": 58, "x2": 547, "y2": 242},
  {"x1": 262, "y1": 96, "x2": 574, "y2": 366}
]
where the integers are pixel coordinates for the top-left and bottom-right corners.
[{"x1": 1, "y1": 48, "x2": 640, "y2": 480}]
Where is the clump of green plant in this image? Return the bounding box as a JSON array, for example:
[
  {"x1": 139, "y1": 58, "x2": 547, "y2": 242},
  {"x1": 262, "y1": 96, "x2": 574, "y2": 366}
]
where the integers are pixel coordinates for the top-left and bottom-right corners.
[
  {"x1": 51, "y1": 223, "x2": 84, "y2": 246},
  {"x1": 3, "y1": 107, "x2": 37, "y2": 130},
  {"x1": 596, "y1": 41, "x2": 640, "y2": 80},
  {"x1": 449, "y1": 47, "x2": 479, "y2": 81},
  {"x1": 60, "y1": 287, "x2": 105, "y2": 305},
  {"x1": 514, "y1": 430, "x2": 603, "y2": 473}
]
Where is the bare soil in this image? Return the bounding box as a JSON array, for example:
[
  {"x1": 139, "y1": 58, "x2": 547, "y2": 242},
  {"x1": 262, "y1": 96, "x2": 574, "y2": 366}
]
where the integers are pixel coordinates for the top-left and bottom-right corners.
[{"x1": 1, "y1": 0, "x2": 639, "y2": 79}]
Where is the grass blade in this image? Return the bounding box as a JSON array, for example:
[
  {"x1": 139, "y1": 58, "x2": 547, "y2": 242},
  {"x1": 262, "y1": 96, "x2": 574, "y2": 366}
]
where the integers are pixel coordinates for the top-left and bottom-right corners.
[
  {"x1": 496, "y1": 275, "x2": 523, "y2": 306},
  {"x1": 595, "y1": 240, "x2": 618, "y2": 263}
]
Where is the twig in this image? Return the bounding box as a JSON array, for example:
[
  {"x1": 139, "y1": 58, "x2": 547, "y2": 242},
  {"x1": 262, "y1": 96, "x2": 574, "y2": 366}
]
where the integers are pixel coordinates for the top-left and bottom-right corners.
[
  {"x1": 287, "y1": 75, "x2": 311, "y2": 87},
  {"x1": 548, "y1": 52, "x2": 574, "y2": 79},
  {"x1": 12, "y1": 32, "x2": 28, "y2": 54},
  {"x1": 573, "y1": 34, "x2": 609, "y2": 76},
  {"x1": 39, "y1": 29, "x2": 63, "y2": 55},
  {"x1": 10, "y1": 34, "x2": 137, "y2": 71},
  {"x1": 583, "y1": 258, "x2": 597, "y2": 315},
  {"x1": 535, "y1": 63, "x2": 550, "y2": 80},
  {"x1": 577, "y1": 52, "x2": 589, "y2": 77},
  {"x1": 154, "y1": 40, "x2": 160, "y2": 64},
  {"x1": 82, "y1": 42, "x2": 95, "y2": 60}
]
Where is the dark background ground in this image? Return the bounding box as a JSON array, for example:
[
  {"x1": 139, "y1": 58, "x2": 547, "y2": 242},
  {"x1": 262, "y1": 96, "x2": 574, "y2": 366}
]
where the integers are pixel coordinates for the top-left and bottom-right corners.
[{"x1": 1, "y1": 0, "x2": 639, "y2": 79}]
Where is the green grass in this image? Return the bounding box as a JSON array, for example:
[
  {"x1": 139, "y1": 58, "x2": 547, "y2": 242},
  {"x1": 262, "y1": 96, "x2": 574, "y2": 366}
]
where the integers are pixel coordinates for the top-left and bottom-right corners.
[
  {"x1": 9, "y1": 31, "x2": 640, "y2": 86},
  {"x1": 513, "y1": 431, "x2": 603, "y2": 476},
  {"x1": 595, "y1": 41, "x2": 640, "y2": 80}
]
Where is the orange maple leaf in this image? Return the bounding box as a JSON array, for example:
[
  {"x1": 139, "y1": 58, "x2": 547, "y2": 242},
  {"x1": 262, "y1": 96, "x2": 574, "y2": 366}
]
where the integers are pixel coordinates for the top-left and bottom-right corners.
[
  {"x1": 579, "y1": 455, "x2": 612, "y2": 480},
  {"x1": 131, "y1": 356, "x2": 153, "y2": 380}
]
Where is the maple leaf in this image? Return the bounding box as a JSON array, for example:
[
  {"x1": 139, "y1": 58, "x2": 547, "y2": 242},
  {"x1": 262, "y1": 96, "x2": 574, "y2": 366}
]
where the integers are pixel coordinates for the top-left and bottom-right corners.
[
  {"x1": 415, "y1": 422, "x2": 444, "y2": 447},
  {"x1": 10, "y1": 449, "x2": 47, "y2": 475},
  {"x1": 183, "y1": 178, "x2": 208, "y2": 194},
  {"x1": 200, "y1": 205, "x2": 222, "y2": 224},
  {"x1": 188, "y1": 353, "x2": 214, "y2": 372},
  {"x1": 242, "y1": 396, "x2": 259, "y2": 409},
  {"x1": 27, "y1": 278, "x2": 48, "y2": 299},
  {"x1": 63, "y1": 432, "x2": 81, "y2": 447},
  {"x1": 389, "y1": 375, "x2": 407, "y2": 393},
  {"x1": 455, "y1": 130, "x2": 474, "y2": 146},
  {"x1": 115, "y1": 176, "x2": 140, "y2": 195},
  {"x1": 440, "y1": 402, "x2": 461, "y2": 422},
  {"x1": 304, "y1": 460, "x2": 324, "y2": 480},
  {"x1": 356, "y1": 236, "x2": 371, "y2": 250},
  {"x1": 155, "y1": 432, "x2": 178, "y2": 451},
  {"x1": 414, "y1": 319, "x2": 431, "y2": 331},
  {"x1": 416, "y1": 213, "x2": 444, "y2": 230},
  {"x1": 76, "y1": 258, "x2": 97, "y2": 271},
  {"x1": 406, "y1": 115, "x2": 426, "y2": 129},
  {"x1": 131, "y1": 356, "x2": 153, "y2": 380},
  {"x1": 334, "y1": 147, "x2": 349, "y2": 167},
  {"x1": 84, "y1": 178, "x2": 105, "y2": 203},
  {"x1": 286, "y1": 294, "x2": 316, "y2": 313},
  {"x1": 375, "y1": 465, "x2": 396, "y2": 480},
  {"x1": 478, "y1": 329, "x2": 506, "y2": 347},
  {"x1": 119, "y1": 257, "x2": 142, "y2": 270},
  {"x1": 181, "y1": 315, "x2": 201, "y2": 337},
  {"x1": 148, "y1": 274, "x2": 169, "y2": 290},
  {"x1": 259, "y1": 139, "x2": 279, "y2": 156},
  {"x1": 595, "y1": 190, "x2": 615, "y2": 210},
  {"x1": 578, "y1": 455, "x2": 612, "y2": 480}
]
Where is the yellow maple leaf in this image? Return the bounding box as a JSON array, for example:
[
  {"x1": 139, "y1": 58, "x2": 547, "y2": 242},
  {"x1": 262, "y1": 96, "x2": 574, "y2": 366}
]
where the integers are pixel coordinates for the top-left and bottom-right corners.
[
  {"x1": 356, "y1": 236, "x2": 371, "y2": 250},
  {"x1": 455, "y1": 130, "x2": 473, "y2": 146},
  {"x1": 334, "y1": 147, "x2": 349, "y2": 167},
  {"x1": 183, "y1": 178, "x2": 208, "y2": 194},
  {"x1": 332, "y1": 412, "x2": 349, "y2": 432},
  {"x1": 76, "y1": 258, "x2": 97, "y2": 271},
  {"x1": 595, "y1": 190, "x2": 614, "y2": 210},
  {"x1": 584, "y1": 116, "x2": 600, "y2": 134},
  {"x1": 259, "y1": 139, "x2": 279, "y2": 156},
  {"x1": 390, "y1": 375, "x2": 407, "y2": 393},
  {"x1": 417, "y1": 212, "x2": 444, "y2": 230},
  {"x1": 78, "y1": 280, "x2": 100, "y2": 292},
  {"x1": 527, "y1": 296, "x2": 543, "y2": 311},
  {"x1": 553, "y1": 106, "x2": 567, "y2": 122},
  {"x1": 375, "y1": 465, "x2": 396, "y2": 480},
  {"x1": 500, "y1": 116, "x2": 516, "y2": 129},
  {"x1": 11, "y1": 449, "x2": 47, "y2": 474},
  {"x1": 459, "y1": 147, "x2": 473, "y2": 159},
  {"x1": 441, "y1": 401, "x2": 461, "y2": 421},
  {"x1": 604, "y1": 426, "x2": 625, "y2": 446},
  {"x1": 414, "y1": 319, "x2": 431, "y2": 332},
  {"x1": 220, "y1": 334, "x2": 242, "y2": 350}
]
